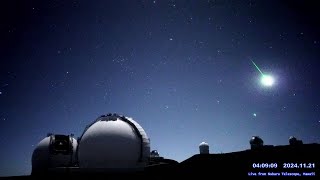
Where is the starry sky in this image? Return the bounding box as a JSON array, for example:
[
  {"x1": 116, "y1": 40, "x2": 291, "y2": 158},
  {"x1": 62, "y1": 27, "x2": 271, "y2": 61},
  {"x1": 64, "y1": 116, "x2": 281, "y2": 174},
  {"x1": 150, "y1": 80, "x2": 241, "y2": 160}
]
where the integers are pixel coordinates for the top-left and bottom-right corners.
[{"x1": 1, "y1": 0, "x2": 320, "y2": 177}]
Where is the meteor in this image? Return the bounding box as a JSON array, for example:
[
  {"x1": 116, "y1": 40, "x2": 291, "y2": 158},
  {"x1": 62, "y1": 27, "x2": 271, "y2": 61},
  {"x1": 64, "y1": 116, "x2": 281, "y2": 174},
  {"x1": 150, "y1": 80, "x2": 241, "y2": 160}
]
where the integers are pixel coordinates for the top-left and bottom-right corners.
[
  {"x1": 251, "y1": 60, "x2": 274, "y2": 87},
  {"x1": 251, "y1": 60, "x2": 264, "y2": 76}
]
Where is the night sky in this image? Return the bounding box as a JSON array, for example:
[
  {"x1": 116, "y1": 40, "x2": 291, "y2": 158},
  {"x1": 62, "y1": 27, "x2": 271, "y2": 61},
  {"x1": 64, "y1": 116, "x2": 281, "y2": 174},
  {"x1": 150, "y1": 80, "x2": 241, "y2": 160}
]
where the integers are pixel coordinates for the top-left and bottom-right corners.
[{"x1": 1, "y1": 0, "x2": 320, "y2": 176}]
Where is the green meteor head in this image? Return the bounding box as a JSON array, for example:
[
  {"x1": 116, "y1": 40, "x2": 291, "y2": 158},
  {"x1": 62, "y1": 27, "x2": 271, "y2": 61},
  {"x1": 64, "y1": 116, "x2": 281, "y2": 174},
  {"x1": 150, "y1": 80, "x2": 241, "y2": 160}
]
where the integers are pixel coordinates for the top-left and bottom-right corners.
[
  {"x1": 251, "y1": 60, "x2": 275, "y2": 87},
  {"x1": 261, "y1": 74, "x2": 274, "y2": 87}
]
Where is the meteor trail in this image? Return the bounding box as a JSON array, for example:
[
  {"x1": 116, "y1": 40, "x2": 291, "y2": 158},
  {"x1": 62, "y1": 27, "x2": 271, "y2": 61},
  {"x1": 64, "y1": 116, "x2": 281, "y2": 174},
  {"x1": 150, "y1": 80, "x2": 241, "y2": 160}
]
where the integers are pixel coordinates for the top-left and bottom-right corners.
[{"x1": 251, "y1": 60, "x2": 264, "y2": 76}]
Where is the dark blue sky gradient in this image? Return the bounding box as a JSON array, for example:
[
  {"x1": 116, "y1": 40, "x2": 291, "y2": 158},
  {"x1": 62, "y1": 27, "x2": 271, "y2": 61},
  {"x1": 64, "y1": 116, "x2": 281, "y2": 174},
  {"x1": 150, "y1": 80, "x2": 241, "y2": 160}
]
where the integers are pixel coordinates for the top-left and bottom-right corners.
[{"x1": 1, "y1": 0, "x2": 320, "y2": 176}]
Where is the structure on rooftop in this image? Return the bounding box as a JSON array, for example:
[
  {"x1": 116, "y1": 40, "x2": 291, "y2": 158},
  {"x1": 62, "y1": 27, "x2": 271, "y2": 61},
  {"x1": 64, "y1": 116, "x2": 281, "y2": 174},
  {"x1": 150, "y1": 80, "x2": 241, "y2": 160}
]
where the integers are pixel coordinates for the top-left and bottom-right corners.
[
  {"x1": 289, "y1": 136, "x2": 303, "y2": 145},
  {"x1": 249, "y1": 136, "x2": 264, "y2": 150},
  {"x1": 150, "y1": 150, "x2": 160, "y2": 158},
  {"x1": 199, "y1": 142, "x2": 209, "y2": 154}
]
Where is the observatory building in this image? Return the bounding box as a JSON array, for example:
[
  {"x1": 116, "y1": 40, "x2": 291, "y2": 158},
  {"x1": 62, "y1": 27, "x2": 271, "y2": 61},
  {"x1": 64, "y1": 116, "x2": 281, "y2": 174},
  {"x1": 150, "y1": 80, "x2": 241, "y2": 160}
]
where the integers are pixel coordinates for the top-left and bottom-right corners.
[
  {"x1": 199, "y1": 142, "x2": 209, "y2": 154},
  {"x1": 249, "y1": 136, "x2": 264, "y2": 150},
  {"x1": 31, "y1": 113, "x2": 151, "y2": 175},
  {"x1": 31, "y1": 134, "x2": 78, "y2": 174},
  {"x1": 150, "y1": 150, "x2": 160, "y2": 158},
  {"x1": 77, "y1": 113, "x2": 150, "y2": 171},
  {"x1": 289, "y1": 136, "x2": 303, "y2": 145}
]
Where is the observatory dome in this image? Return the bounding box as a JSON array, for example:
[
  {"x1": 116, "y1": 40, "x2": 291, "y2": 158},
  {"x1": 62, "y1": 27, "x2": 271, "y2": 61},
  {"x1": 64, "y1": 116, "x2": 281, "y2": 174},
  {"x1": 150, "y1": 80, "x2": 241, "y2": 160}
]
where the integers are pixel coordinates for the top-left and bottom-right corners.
[
  {"x1": 199, "y1": 142, "x2": 209, "y2": 154},
  {"x1": 77, "y1": 113, "x2": 150, "y2": 171},
  {"x1": 150, "y1": 150, "x2": 160, "y2": 158},
  {"x1": 31, "y1": 134, "x2": 77, "y2": 175},
  {"x1": 289, "y1": 136, "x2": 297, "y2": 145},
  {"x1": 249, "y1": 136, "x2": 264, "y2": 149},
  {"x1": 289, "y1": 136, "x2": 303, "y2": 145}
]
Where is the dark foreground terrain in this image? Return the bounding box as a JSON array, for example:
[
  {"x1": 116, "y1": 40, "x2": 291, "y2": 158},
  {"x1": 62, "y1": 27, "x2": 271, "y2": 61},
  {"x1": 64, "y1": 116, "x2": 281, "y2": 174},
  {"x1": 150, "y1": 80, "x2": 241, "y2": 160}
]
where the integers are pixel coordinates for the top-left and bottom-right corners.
[{"x1": 2, "y1": 143, "x2": 319, "y2": 179}]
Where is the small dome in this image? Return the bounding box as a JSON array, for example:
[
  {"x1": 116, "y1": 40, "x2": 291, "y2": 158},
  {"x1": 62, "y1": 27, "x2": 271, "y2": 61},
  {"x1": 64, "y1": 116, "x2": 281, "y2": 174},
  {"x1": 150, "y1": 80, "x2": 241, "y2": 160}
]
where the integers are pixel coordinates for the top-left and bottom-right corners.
[
  {"x1": 289, "y1": 136, "x2": 303, "y2": 145},
  {"x1": 250, "y1": 136, "x2": 264, "y2": 149},
  {"x1": 289, "y1": 136, "x2": 297, "y2": 143},
  {"x1": 77, "y1": 114, "x2": 150, "y2": 171},
  {"x1": 199, "y1": 142, "x2": 209, "y2": 154},
  {"x1": 150, "y1": 150, "x2": 160, "y2": 158},
  {"x1": 31, "y1": 134, "x2": 77, "y2": 175},
  {"x1": 199, "y1": 142, "x2": 209, "y2": 147},
  {"x1": 250, "y1": 136, "x2": 263, "y2": 144}
]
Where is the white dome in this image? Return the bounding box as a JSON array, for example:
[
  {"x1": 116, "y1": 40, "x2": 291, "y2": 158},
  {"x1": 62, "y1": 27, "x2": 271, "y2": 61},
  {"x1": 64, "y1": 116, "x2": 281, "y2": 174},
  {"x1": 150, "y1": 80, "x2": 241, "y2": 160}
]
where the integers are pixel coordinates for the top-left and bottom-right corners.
[
  {"x1": 199, "y1": 142, "x2": 209, "y2": 154},
  {"x1": 199, "y1": 142, "x2": 209, "y2": 147},
  {"x1": 31, "y1": 134, "x2": 77, "y2": 175},
  {"x1": 78, "y1": 114, "x2": 150, "y2": 171}
]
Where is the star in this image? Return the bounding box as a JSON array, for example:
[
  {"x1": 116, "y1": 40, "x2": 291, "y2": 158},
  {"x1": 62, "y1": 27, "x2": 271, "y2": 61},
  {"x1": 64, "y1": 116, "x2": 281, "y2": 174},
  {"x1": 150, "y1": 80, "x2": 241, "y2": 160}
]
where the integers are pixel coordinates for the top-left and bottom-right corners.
[{"x1": 253, "y1": 113, "x2": 257, "y2": 117}]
